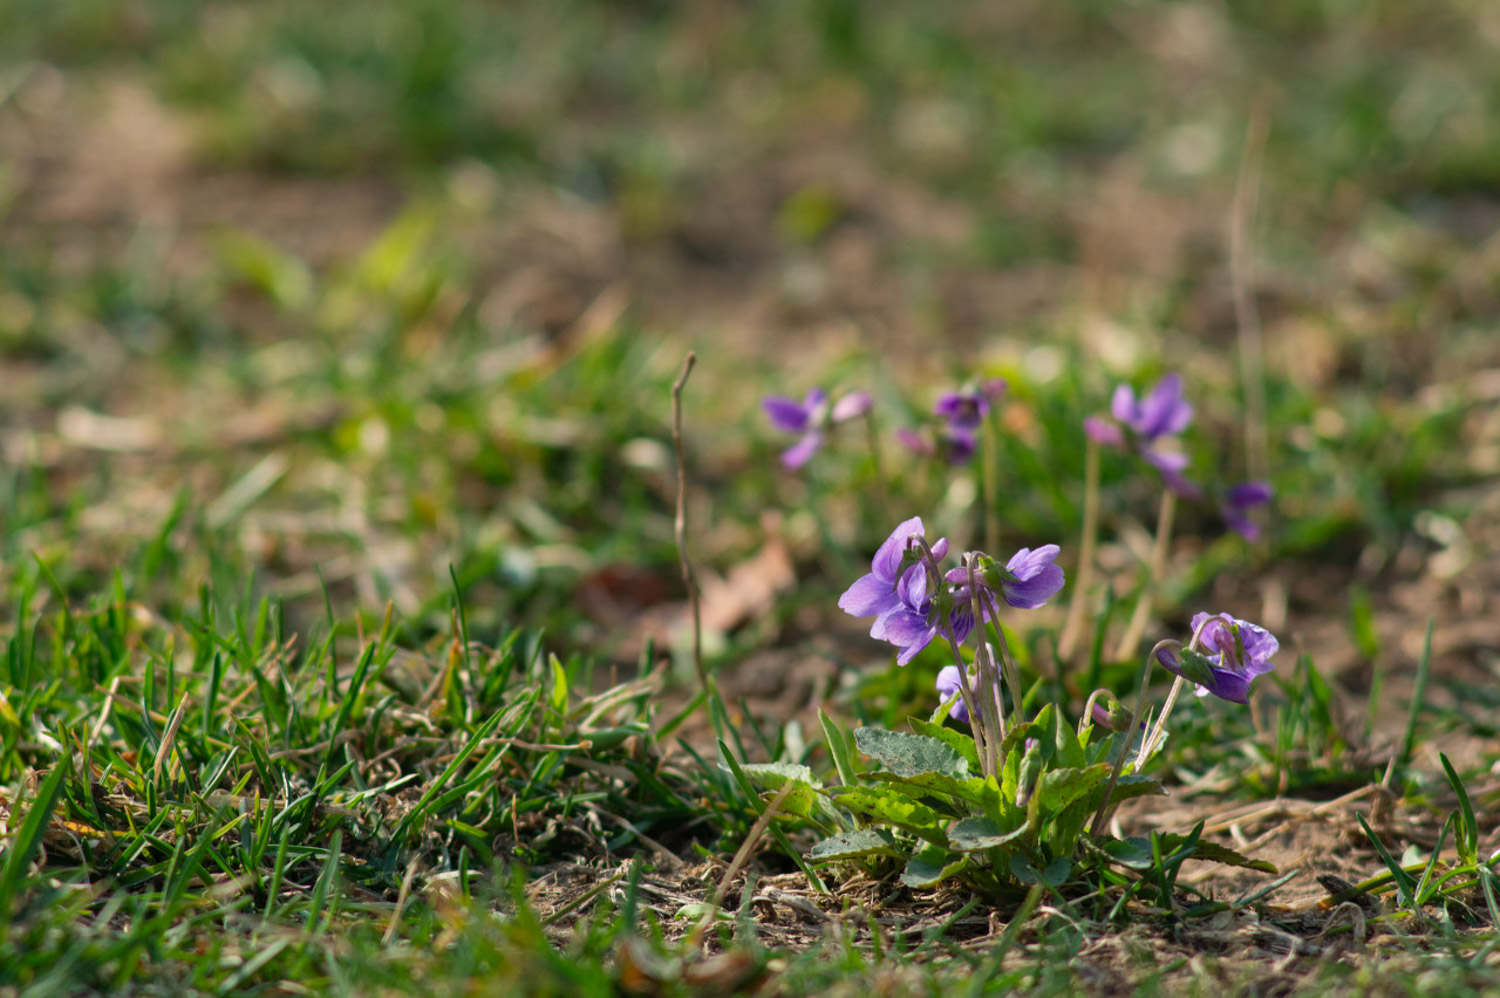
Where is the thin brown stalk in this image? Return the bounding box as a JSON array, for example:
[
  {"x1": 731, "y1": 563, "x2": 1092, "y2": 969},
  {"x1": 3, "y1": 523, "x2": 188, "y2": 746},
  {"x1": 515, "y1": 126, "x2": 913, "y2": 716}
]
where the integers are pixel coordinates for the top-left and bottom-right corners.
[
  {"x1": 1113, "y1": 488, "x2": 1176, "y2": 661},
  {"x1": 671, "y1": 352, "x2": 707, "y2": 692},
  {"x1": 1058, "y1": 439, "x2": 1101, "y2": 662},
  {"x1": 688, "y1": 782, "x2": 794, "y2": 950},
  {"x1": 1231, "y1": 104, "x2": 1271, "y2": 487}
]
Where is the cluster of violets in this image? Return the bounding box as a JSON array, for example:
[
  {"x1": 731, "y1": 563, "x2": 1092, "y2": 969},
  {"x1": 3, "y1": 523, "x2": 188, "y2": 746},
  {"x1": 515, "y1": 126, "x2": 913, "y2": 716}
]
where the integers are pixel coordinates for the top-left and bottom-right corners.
[
  {"x1": 895, "y1": 379, "x2": 1008, "y2": 465},
  {"x1": 836, "y1": 516, "x2": 1063, "y2": 667},
  {"x1": 1082, "y1": 373, "x2": 1274, "y2": 540},
  {"x1": 764, "y1": 369, "x2": 1281, "y2": 778}
]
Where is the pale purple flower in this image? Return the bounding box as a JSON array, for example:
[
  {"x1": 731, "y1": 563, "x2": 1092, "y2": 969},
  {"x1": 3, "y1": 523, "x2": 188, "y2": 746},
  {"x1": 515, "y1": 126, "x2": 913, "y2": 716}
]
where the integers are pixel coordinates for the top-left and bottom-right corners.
[
  {"x1": 936, "y1": 665, "x2": 972, "y2": 722},
  {"x1": 1222, "y1": 481, "x2": 1273, "y2": 540},
  {"x1": 999, "y1": 545, "x2": 1065, "y2": 608},
  {"x1": 762, "y1": 387, "x2": 870, "y2": 469},
  {"x1": 1156, "y1": 612, "x2": 1278, "y2": 704},
  {"x1": 1086, "y1": 374, "x2": 1198, "y2": 496},
  {"x1": 839, "y1": 517, "x2": 963, "y2": 665}
]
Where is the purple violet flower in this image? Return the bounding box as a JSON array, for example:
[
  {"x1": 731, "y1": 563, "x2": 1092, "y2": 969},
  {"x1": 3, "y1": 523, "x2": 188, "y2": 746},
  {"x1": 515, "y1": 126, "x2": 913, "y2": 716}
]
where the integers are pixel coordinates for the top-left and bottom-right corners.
[
  {"x1": 762, "y1": 387, "x2": 871, "y2": 469},
  {"x1": 946, "y1": 544, "x2": 1066, "y2": 614},
  {"x1": 1156, "y1": 612, "x2": 1279, "y2": 704},
  {"x1": 1113, "y1": 374, "x2": 1193, "y2": 442},
  {"x1": 839, "y1": 517, "x2": 964, "y2": 665},
  {"x1": 936, "y1": 665, "x2": 973, "y2": 722},
  {"x1": 1086, "y1": 373, "x2": 1199, "y2": 497},
  {"x1": 999, "y1": 545, "x2": 1066, "y2": 608},
  {"x1": 1221, "y1": 481, "x2": 1273, "y2": 540}
]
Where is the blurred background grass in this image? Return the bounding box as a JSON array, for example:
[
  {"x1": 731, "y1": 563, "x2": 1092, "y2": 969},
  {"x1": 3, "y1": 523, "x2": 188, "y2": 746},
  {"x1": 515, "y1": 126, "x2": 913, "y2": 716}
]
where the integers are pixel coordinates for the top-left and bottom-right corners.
[{"x1": 1, "y1": 0, "x2": 1496, "y2": 680}]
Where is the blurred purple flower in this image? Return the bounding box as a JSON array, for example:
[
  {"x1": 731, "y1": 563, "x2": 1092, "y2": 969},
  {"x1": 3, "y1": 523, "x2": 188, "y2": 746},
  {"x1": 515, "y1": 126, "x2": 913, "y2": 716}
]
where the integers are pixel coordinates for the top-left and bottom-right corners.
[
  {"x1": 1113, "y1": 374, "x2": 1193, "y2": 442},
  {"x1": 1086, "y1": 374, "x2": 1198, "y2": 495},
  {"x1": 762, "y1": 387, "x2": 870, "y2": 469},
  {"x1": 897, "y1": 425, "x2": 976, "y2": 465},
  {"x1": 1156, "y1": 612, "x2": 1278, "y2": 704},
  {"x1": 839, "y1": 517, "x2": 964, "y2": 665},
  {"x1": 1221, "y1": 481, "x2": 1273, "y2": 540},
  {"x1": 936, "y1": 665, "x2": 973, "y2": 722}
]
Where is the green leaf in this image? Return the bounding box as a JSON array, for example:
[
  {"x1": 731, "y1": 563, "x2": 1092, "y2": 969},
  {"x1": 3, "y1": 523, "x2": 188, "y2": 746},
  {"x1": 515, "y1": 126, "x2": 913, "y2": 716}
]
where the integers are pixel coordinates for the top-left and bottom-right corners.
[
  {"x1": 906, "y1": 717, "x2": 981, "y2": 772},
  {"x1": 834, "y1": 787, "x2": 946, "y2": 844},
  {"x1": 855, "y1": 727, "x2": 969, "y2": 779},
  {"x1": 0, "y1": 760, "x2": 69, "y2": 939},
  {"x1": 1010, "y1": 854, "x2": 1072, "y2": 887},
  {"x1": 1153, "y1": 834, "x2": 1279, "y2": 875},
  {"x1": 1035, "y1": 764, "x2": 1110, "y2": 817},
  {"x1": 809, "y1": 828, "x2": 900, "y2": 862},
  {"x1": 868, "y1": 771, "x2": 994, "y2": 812},
  {"x1": 900, "y1": 845, "x2": 964, "y2": 888},
  {"x1": 819, "y1": 710, "x2": 859, "y2": 788},
  {"x1": 1357, "y1": 813, "x2": 1417, "y2": 906},
  {"x1": 1097, "y1": 836, "x2": 1155, "y2": 870},
  {"x1": 1440, "y1": 753, "x2": 1478, "y2": 866},
  {"x1": 739, "y1": 762, "x2": 823, "y2": 818},
  {"x1": 949, "y1": 816, "x2": 1028, "y2": 852}
]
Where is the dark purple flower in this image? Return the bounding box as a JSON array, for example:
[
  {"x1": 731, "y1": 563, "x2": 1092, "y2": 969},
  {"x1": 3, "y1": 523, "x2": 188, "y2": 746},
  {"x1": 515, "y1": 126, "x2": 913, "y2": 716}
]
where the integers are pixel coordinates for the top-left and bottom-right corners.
[
  {"x1": 1221, "y1": 481, "x2": 1273, "y2": 540},
  {"x1": 1156, "y1": 612, "x2": 1278, "y2": 704},
  {"x1": 936, "y1": 665, "x2": 972, "y2": 722},
  {"x1": 935, "y1": 393, "x2": 986, "y2": 429},
  {"x1": 839, "y1": 517, "x2": 961, "y2": 665},
  {"x1": 762, "y1": 387, "x2": 870, "y2": 469},
  {"x1": 896, "y1": 425, "x2": 976, "y2": 465}
]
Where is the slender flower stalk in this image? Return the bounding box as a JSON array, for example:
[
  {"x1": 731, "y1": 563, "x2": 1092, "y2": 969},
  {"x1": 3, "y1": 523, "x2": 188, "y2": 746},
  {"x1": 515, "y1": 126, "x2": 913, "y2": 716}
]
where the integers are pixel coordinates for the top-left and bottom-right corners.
[
  {"x1": 1058, "y1": 438, "x2": 1101, "y2": 662},
  {"x1": 966, "y1": 559, "x2": 1005, "y2": 772},
  {"x1": 862, "y1": 408, "x2": 891, "y2": 523},
  {"x1": 1113, "y1": 487, "x2": 1176, "y2": 661}
]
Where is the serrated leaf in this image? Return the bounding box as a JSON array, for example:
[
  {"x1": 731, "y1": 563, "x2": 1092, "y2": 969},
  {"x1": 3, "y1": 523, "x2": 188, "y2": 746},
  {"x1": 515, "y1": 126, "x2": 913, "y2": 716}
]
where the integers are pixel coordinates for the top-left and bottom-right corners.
[
  {"x1": 900, "y1": 845, "x2": 965, "y2": 888},
  {"x1": 867, "y1": 770, "x2": 993, "y2": 812},
  {"x1": 739, "y1": 762, "x2": 822, "y2": 790},
  {"x1": 1036, "y1": 764, "x2": 1110, "y2": 816},
  {"x1": 809, "y1": 828, "x2": 900, "y2": 862},
  {"x1": 855, "y1": 727, "x2": 969, "y2": 778},
  {"x1": 1097, "y1": 836, "x2": 1154, "y2": 869},
  {"x1": 949, "y1": 816, "x2": 1028, "y2": 852},
  {"x1": 738, "y1": 762, "x2": 823, "y2": 818},
  {"x1": 1010, "y1": 854, "x2": 1072, "y2": 887},
  {"x1": 906, "y1": 717, "x2": 981, "y2": 772},
  {"x1": 835, "y1": 787, "x2": 946, "y2": 844},
  {"x1": 1155, "y1": 834, "x2": 1278, "y2": 874}
]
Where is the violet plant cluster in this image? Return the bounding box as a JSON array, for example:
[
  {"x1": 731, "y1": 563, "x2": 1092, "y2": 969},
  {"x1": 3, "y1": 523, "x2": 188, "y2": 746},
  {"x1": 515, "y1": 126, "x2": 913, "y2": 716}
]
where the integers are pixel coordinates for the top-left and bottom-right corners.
[{"x1": 763, "y1": 368, "x2": 1282, "y2": 786}]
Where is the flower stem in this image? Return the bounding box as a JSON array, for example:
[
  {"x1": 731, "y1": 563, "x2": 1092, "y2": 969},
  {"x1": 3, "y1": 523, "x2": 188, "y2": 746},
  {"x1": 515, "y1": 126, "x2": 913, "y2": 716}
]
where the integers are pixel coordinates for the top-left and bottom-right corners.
[
  {"x1": 1113, "y1": 487, "x2": 1176, "y2": 661},
  {"x1": 983, "y1": 408, "x2": 1001, "y2": 557},
  {"x1": 1058, "y1": 439, "x2": 1101, "y2": 663},
  {"x1": 1135, "y1": 613, "x2": 1223, "y2": 766},
  {"x1": 916, "y1": 539, "x2": 992, "y2": 778},
  {"x1": 670, "y1": 352, "x2": 708, "y2": 694},
  {"x1": 858, "y1": 410, "x2": 891, "y2": 525},
  {"x1": 966, "y1": 561, "x2": 1005, "y2": 773},
  {"x1": 1088, "y1": 640, "x2": 1160, "y2": 837}
]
